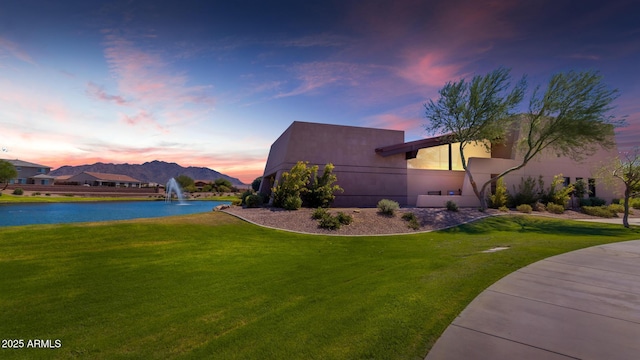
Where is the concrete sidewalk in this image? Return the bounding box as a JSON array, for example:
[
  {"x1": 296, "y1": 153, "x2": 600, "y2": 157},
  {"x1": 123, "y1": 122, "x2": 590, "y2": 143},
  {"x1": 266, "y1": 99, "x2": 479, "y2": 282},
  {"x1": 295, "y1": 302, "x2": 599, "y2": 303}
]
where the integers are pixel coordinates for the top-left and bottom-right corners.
[
  {"x1": 577, "y1": 217, "x2": 640, "y2": 226},
  {"x1": 426, "y1": 240, "x2": 640, "y2": 360}
]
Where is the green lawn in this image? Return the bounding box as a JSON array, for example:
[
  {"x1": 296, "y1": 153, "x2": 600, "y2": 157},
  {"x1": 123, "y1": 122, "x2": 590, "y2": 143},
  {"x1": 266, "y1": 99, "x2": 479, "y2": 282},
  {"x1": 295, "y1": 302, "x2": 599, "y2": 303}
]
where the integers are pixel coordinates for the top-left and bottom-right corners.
[{"x1": 1, "y1": 213, "x2": 638, "y2": 359}]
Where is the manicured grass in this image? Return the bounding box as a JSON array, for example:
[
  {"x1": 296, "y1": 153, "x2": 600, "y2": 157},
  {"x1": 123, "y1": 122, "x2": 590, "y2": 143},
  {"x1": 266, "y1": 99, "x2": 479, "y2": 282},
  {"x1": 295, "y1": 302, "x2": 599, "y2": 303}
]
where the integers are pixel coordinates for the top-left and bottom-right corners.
[
  {"x1": 0, "y1": 193, "x2": 158, "y2": 203},
  {"x1": 1, "y1": 214, "x2": 638, "y2": 359}
]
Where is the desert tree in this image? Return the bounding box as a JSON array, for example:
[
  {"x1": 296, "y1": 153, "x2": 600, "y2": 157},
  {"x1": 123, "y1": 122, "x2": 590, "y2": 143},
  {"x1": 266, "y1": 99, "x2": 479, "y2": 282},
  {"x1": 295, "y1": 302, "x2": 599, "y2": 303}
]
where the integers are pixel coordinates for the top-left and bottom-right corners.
[
  {"x1": 425, "y1": 68, "x2": 619, "y2": 210},
  {"x1": 424, "y1": 67, "x2": 526, "y2": 209},
  {"x1": 0, "y1": 160, "x2": 18, "y2": 190},
  {"x1": 251, "y1": 177, "x2": 262, "y2": 192},
  {"x1": 607, "y1": 148, "x2": 640, "y2": 228}
]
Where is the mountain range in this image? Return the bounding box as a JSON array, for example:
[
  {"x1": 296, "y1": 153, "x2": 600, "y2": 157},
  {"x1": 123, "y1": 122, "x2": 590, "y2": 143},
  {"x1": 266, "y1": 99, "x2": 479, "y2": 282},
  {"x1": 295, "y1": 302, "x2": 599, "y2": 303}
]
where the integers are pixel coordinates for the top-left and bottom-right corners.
[{"x1": 50, "y1": 160, "x2": 245, "y2": 185}]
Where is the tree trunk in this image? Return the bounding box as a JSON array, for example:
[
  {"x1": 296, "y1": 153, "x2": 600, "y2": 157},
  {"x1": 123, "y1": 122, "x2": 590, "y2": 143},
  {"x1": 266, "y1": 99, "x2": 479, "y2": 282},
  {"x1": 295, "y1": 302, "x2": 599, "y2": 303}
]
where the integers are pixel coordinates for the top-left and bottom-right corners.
[
  {"x1": 465, "y1": 168, "x2": 486, "y2": 210},
  {"x1": 623, "y1": 188, "x2": 630, "y2": 228}
]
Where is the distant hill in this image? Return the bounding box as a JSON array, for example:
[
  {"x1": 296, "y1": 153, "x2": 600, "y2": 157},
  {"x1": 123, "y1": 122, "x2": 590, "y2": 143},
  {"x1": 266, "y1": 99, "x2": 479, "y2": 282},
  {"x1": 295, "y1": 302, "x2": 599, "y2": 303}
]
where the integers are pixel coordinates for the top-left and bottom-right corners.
[{"x1": 50, "y1": 160, "x2": 245, "y2": 186}]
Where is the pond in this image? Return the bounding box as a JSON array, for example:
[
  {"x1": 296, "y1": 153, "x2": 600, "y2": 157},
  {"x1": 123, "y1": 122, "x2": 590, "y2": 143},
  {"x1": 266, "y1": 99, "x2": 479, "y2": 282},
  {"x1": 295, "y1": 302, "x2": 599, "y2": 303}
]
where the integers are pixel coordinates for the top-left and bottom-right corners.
[{"x1": 0, "y1": 200, "x2": 231, "y2": 227}]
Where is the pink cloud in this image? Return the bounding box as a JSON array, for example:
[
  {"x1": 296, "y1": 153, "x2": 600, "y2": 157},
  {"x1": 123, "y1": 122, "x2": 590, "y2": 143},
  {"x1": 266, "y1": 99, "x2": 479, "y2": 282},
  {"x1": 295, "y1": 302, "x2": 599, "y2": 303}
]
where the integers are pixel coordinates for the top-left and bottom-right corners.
[
  {"x1": 101, "y1": 31, "x2": 215, "y2": 117},
  {"x1": 119, "y1": 110, "x2": 168, "y2": 133},
  {"x1": 396, "y1": 51, "x2": 465, "y2": 88},
  {"x1": 275, "y1": 61, "x2": 373, "y2": 98},
  {"x1": 347, "y1": 1, "x2": 520, "y2": 90},
  {"x1": 0, "y1": 36, "x2": 36, "y2": 65},
  {"x1": 86, "y1": 82, "x2": 129, "y2": 105},
  {"x1": 366, "y1": 113, "x2": 423, "y2": 132},
  {"x1": 0, "y1": 85, "x2": 72, "y2": 124}
]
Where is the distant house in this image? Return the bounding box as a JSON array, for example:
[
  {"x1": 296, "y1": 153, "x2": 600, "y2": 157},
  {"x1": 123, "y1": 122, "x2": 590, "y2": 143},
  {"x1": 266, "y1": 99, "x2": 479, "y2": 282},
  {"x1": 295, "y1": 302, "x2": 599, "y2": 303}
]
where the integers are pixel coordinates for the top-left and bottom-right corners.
[
  {"x1": 2, "y1": 159, "x2": 55, "y2": 185},
  {"x1": 66, "y1": 172, "x2": 142, "y2": 188},
  {"x1": 194, "y1": 180, "x2": 211, "y2": 189}
]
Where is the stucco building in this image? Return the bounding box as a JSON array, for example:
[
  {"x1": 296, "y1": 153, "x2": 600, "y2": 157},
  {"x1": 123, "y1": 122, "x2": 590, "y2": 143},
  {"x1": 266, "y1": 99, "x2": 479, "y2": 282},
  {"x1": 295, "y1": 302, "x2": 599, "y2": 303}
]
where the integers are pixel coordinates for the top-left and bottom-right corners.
[
  {"x1": 66, "y1": 171, "x2": 142, "y2": 188},
  {"x1": 260, "y1": 121, "x2": 620, "y2": 207},
  {"x1": 2, "y1": 159, "x2": 55, "y2": 185}
]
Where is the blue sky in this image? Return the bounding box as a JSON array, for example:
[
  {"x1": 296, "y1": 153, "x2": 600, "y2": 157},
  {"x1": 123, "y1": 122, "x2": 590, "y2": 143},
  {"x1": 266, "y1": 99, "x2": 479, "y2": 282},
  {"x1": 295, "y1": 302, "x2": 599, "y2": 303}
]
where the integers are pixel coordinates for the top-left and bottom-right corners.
[{"x1": 1, "y1": 0, "x2": 638, "y2": 183}]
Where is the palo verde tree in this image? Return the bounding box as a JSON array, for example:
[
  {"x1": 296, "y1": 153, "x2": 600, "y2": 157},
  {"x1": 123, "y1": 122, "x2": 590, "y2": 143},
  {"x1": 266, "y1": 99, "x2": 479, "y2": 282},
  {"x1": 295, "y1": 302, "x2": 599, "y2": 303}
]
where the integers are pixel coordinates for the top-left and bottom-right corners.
[
  {"x1": 425, "y1": 68, "x2": 619, "y2": 210},
  {"x1": 424, "y1": 67, "x2": 526, "y2": 209},
  {"x1": 0, "y1": 160, "x2": 18, "y2": 191},
  {"x1": 608, "y1": 148, "x2": 640, "y2": 228}
]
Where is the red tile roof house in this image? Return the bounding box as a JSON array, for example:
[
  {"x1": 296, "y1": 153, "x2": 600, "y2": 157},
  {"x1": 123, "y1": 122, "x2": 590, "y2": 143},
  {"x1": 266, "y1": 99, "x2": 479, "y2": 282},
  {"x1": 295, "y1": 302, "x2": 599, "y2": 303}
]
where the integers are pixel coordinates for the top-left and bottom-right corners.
[
  {"x1": 259, "y1": 121, "x2": 622, "y2": 208},
  {"x1": 66, "y1": 172, "x2": 142, "y2": 188},
  {"x1": 2, "y1": 159, "x2": 55, "y2": 185}
]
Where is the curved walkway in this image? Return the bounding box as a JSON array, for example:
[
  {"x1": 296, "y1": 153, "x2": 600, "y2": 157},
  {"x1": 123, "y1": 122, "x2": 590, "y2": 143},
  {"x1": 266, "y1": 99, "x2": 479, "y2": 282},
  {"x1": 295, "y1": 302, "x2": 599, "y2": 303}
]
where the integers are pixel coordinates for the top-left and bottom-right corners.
[{"x1": 426, "y1": 239, "x2": 640, "y2": 360}]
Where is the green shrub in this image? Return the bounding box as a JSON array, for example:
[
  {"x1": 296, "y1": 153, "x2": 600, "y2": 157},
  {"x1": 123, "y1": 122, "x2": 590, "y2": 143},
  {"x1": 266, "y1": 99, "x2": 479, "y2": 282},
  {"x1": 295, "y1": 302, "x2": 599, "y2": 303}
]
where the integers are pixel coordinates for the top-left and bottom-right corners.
[
  {"x1": 272, "y1": 161, "x2": 344, "y2": 210},
  {"x1": 240, "y1": 190, "x2": 253, "y2": 205},
  {"x1": 546, "y1": 203, "x2": 565, "y2": 214},
  {"x1": 580, "y1": 197, "x2": 606, "y2": 207},
  {"x1": 511, "y1": 176, "x2": 544, "y2": 206},
  {"x1": 401, "y1": 212, "x2": 420, "y2": 230},
  {"x1": 377, "y1": 199, "x2": 399, "y2": 216},
  {"x1": 12, "y1": 188, "x2": 24, "y2": 195},
  {"x1": 533, "y1": 202, "x2": 546, "y2": 212},
  {"x1": 231, "y1": 198, "x2": 242, "y2": 206},
  {"x1": 446, "y1": 200, "x2": 458, "y2": 212},
  {"x1": 282, "y1": 195, "x2": 303, "y2": 210},
  {"x1": 315, "y1": 211, "x2": 352, "y2": 230},
  {"x1": 245, "y1": 194, "x2": 263, "y2": 208},
  {"x1": 272, "y1": 161, "x2": 312, "y2": 209},
  {"x1": 582, "y1": 206, "x2": 615, "y2": 218},
  {"x1": 336, "y1": 212, "x2": 353, "y2": 225},
  {"x1": 301, "y1": 163, "x2": 343, "y2": 208},
  {"x1": 608, "y1": 203, "x2": 624, "y2": 214},
  {"x1": 573, "y1": 179, "x2": 590, "y2": 199},
  {"x1": 579, "y1": 198, "x2": 591, "y2": 207},
  {"x1": 401, "y1": 212, "x2": 416, "y2": 221},
  {"x1": 489, "y1": 177, "x2": 508, "y2": 208},
  {"x1": 544, "y1": 174, "x2": 573, "y2": 207},
  {"x1": 318, "y1": 215, "x2": 341, "y2": 230},
  {"x1": 311, "y1": 207, "x2": 329, "y2": 220},
  {"x1": 630, "y1": 198, "x2": 640, "y2": 210},
  {"x1": 498, "y1": 206, "x2": 509, "y2": 212},
  {"x1": 516, "y1": 204, "x2": 532, "y2": 213}
]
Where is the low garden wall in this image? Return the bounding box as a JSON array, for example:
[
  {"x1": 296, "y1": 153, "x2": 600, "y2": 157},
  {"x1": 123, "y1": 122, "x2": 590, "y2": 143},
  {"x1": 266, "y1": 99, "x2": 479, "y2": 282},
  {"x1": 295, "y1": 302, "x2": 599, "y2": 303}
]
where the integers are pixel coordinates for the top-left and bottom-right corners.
[{"x1": 416, "y1": 194, "x2": 480, "y2": 208}]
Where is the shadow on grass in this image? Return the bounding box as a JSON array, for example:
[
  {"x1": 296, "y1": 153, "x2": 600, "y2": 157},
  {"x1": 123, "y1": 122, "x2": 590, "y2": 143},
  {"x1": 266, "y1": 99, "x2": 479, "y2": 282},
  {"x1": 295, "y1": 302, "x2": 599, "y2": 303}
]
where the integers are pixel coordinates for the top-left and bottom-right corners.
[{"x1": 444, "y1": 215, "x2": 640, "y2": 237}]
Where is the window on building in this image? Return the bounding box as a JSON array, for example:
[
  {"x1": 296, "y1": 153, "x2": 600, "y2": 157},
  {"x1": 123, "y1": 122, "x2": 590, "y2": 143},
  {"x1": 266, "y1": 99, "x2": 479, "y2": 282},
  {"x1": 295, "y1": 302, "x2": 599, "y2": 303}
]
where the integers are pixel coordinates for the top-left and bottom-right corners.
[
  {"x1": 563, "y1": 177, "x2": 570, "y2": 187},
  {"x1": 407, "y1": 141, "x2": 491, "y2": 170},
  {"x1": 588, "y1": 178, "x2": 596, "y2": 197}
]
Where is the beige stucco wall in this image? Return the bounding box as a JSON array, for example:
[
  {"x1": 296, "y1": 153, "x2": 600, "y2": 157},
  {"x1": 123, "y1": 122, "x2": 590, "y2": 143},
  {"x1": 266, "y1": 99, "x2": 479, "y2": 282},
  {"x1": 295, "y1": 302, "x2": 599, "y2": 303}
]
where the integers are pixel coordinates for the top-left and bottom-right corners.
[
  {"x1": 262, "y1": 121, "x2": 622, "y2": 208},
  {"x1": 261, "y1": 121, "x2": 407, "y2": 207},
  {"x1": 407, "y1": 169, "x2": 466, "y2": 206},
  {"x1": 414, "y1": 145, "x2": 622, "y2": 207}
]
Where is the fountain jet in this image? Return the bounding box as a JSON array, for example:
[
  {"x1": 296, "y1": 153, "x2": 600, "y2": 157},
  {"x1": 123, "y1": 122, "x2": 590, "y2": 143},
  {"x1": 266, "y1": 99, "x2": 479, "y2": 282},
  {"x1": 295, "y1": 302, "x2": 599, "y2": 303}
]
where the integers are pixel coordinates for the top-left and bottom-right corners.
[{"x1": 165, "y1": 178, "x2": 187, "y2": 204}]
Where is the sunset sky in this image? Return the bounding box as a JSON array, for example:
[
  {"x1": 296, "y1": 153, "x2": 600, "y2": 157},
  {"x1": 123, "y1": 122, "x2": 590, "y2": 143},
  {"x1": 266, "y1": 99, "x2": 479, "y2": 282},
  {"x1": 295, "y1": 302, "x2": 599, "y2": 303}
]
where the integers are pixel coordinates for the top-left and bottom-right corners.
[{"x1": 1, "y1": 0, "x2": 639, "y2": 183}]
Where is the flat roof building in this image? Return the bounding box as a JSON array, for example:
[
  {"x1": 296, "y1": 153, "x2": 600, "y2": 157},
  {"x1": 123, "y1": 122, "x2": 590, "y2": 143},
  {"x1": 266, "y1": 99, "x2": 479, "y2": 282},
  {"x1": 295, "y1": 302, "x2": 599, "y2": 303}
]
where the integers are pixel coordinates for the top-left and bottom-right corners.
[{"x1": 260, "y1": 121, "x2": 621, "y2": 207}]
